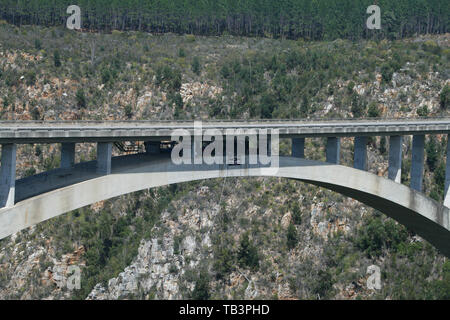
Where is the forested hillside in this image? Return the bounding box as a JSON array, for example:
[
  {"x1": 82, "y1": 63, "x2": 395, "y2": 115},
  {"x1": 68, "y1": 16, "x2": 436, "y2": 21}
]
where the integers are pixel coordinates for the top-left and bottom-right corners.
[
  {"x1": 0, "y1": 0, "x2": 449, "y2": 301},
  {"x1": 0, "y1": 18, "x2": 448, "y2": 299},
  {"x1": 0, "y1": 0, "x2": 448, "y2": 40}
]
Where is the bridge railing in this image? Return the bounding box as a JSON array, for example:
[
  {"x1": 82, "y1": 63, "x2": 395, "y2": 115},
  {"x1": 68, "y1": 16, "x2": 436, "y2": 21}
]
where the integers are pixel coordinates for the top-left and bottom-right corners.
[{"x1": 1, "y1": 116, "x2": 450, "y2": 126}]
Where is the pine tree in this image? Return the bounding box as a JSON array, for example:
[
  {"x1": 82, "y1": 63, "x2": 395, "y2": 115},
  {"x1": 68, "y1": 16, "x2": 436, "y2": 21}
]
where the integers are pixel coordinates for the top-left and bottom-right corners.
[{"x1": 238, "y1": 232, "x2": 259, "y2": 270}]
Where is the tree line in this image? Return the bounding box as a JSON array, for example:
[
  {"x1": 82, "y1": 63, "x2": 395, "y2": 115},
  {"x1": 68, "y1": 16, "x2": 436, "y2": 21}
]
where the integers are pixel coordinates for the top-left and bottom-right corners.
[{"x1": 0, "y1": 0, "x2": 448, "y2": 40}]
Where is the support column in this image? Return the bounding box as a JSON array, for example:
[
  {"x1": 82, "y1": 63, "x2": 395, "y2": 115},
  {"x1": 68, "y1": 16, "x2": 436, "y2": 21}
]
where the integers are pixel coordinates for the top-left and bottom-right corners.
[
  {"x1": 61, "y1": 143, "x2": 75, "y2": 169},
  {"x1": 292, "y1": 138, "x2": 305, "y2": 158},
  {"x1": 0, "y1": 144, "x2": 17, "y2": 208},
  {"x1": 192, "y1": 136, "x2": 202, "y2": 164},
  {"x1": 444, "y1": 136, "x2": 450, "y2": 207},
  {"x1": 97, "y1": 142, "x2": 112, "y2": 175},
  {"x1": 326, "y1": 137, "x2": 340, "y2": 164},
  {"x1": 354, "y1": 136, "x2": 367, "y2": 170},
  {"x1": 388, "y1": 136, "x2": 402, "y2": 183},
  {"x1": 145, "y1": 141, "x2": 161, "y2": 155},
  {"x1": 410, "y1": 135, "x2": 425, "y2": 192}
]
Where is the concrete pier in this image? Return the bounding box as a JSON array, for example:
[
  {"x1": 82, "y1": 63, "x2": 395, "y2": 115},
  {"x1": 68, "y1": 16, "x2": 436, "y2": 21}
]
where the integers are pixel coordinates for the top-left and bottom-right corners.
[
  {"x1": 388, "y1": 136, "x2": 402, "y2": 183},
  {"x1": 410, "y1": 135, "x2": 425, "y2": 192},
  {"x1": 292, "y1": 138, "x2": 305, "y2": 158},
  {"x1": 354, "y1": 137, "x2": 367, "y2": 170},
  {"x1": 445, "y1": 136, "x2": 450, "y2": 208},
  {"x1": 61, "y1": 143, "x2": 75, "y2": 169},
  {"x1": 326, "y1": 137, "x2": 340, "y2": 164},
  {"x1": 0, "y1": 144, "x2": 16, "y2": 208},
  {"x1": 97, "y1": 142, "x2": 112, "y2": 175}
]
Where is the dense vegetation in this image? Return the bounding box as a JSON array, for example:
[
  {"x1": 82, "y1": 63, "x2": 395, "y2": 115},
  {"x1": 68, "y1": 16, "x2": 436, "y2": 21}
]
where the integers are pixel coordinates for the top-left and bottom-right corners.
[
  {"x1": 0, "y1": 23, "x2": 448, "y2": 122},
  {"x1": 1, "y1": 0, "x2": 448, "y2": 40},
  {"x1": 0, "y1": 16, "x2": 448, "y2": 299}
]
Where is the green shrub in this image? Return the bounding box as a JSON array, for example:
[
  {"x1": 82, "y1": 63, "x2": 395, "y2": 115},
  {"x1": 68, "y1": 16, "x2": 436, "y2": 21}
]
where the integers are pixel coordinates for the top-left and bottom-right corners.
[
  {"x1": 300, "y1": 95, "x2": 309, "y2": 117},
  {"x1": 416, "y1": 105, "x2": 429, "y2": 117},
  {"x1": 431, "y1": 162, "x2": 446, "y2": 200},
  {"x1": 238, "y1": 232, "x2": 259, "y2": 271},
  {"x1": 350, "y1": 93, "x2": 365, "y2": 118},
  {"x1": 367, "y1": 102, "x2": 380, "y2": 118},
  {"x1": 259, "y1": 93, "x2": 276, "y2": 119},
  {"x1": 155, "y1": 64, "x2": 182, "y2": 92},
  {"x1": 355, "y1": 216, "x2": 408, "y2": 258},
  {"x1": 124, "y1": 104, "x2": 133, "y2": 119},
  {"x1": 426, "y1": 136, "x2": 439, "y2": 171},
  {"x1": 34, "y1": 39, "x2": 42, "y2": 50},
  {"x1": 173, "y1": 93, "x2": 183, "y2": 109},
  {"x1": 173, "y1": 235, "x2": 182, "y2": 255},
  {"x1": 427, "y1": 260, "x2": 450, "y2": 299},
  {"x1": 287, "y1": 223, "x2": 298, "y2": 249},
  {"x1": 53, "y1": 50, "x2": 61, "y2": 67},
  {"x1": 185, "y1": 34, "x2": 196, "y2": 42},
  {"x1": 422, "y1": 41, "x2": 441, "y2": 56},
  {"x1": 213, "y1": 244, "x2": 234, "y2": 279},
  {"x1": 381, "y1": 63, "x2": 393, "y2": 83},
  {"x1": 25, "y1": 70, "x2": 36, "y2": 86},
  {"x1": 347, "y1": 81, "x2": 355, "y2": 94},
  {"x1": 440, "y1": 84, "x2": 450, "y2": 110},
  {"x1": 4, "y1": 69, "x2": 19, "y2": 87},
  {"x1": 178, "y1": 48, "x2": 186, "y2": 58},
  {"x1": 30, "y1": 106, "x2": 41, "y2": 120},
  {"x1": 76, "y1": 89, "x2": 87, "y2": 109},
  {"x1": 291, "y1": 202, "x2": 302, "y2": 225},
  {"x1": 313, "y1": 270, "x2": 333, "y2": 298},
  {"x1": 192, "y1": 56, "x2": 201, "y2": 75},
  {"x1": 191, "y1": 269, "x2": 210, "y2": 300},
  {"x1": 220, "y1": 64, "x2": 230, "y2": 79}
]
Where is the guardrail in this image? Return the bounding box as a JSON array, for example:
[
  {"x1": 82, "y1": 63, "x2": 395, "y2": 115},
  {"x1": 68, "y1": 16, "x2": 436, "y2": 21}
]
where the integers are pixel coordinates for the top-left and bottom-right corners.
[{"x1": 1, "y1": 116, "x2": 450, "y2": 126}]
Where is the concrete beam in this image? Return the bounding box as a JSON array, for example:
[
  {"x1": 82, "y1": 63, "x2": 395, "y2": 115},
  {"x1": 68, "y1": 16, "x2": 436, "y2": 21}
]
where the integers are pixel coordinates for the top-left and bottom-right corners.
[
  {"x1": 0, "y1": 144, "x2": 16, "y2": 208},
  {"x1": 61, "y1": 143, "x2": 75, "y2": 169},
  {"x1": 3, "y1": 119, "x2": 450, "y2": 144},
  {"x1": 410, "y1": 135, "x2": 425, "y2": 192},
  {"x1": 326, "y1": 137, "x2": 340, "y2": 164},
  {"x1": 445, "y1": 136, "x2": 450, "y2": 208},
  {"x1": 292, "y1": 138, "x2": 305, "y2": 158},
  {"x1": 97, "y1": 142, "x2": 112, "y2": 175},
  {"x1": 388, "y1": 136, "x2": 403, "y2": 183},
  {"x1": 354, "y1": 137, "x2": 367, "y2": 170}
]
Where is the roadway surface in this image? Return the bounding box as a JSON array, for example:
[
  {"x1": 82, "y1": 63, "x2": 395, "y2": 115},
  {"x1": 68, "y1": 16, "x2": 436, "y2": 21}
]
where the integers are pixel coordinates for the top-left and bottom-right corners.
[{"x1": 1, "y1": 118, "x2": 450, "y2": 143}]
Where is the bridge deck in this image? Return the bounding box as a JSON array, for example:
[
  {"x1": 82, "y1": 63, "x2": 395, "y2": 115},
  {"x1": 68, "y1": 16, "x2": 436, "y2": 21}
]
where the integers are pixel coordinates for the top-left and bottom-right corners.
[{"x1": 1, "y1": 118, "x2": 450, "y2": 143}]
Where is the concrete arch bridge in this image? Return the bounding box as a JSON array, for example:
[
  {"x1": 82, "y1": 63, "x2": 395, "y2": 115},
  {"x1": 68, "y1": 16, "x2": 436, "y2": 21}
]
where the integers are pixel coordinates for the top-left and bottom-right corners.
[{"x1": 0, "y1": 119, "x2": 449, "y2": 257}]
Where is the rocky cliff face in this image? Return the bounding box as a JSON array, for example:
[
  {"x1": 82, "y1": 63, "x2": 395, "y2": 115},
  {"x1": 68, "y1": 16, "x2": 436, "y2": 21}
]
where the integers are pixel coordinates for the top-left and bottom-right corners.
[
  {"x1": 88, "y1": 192, "x2": 217, "y2": 300},
  {"x1": 83, "y1": 179, "x2": 404, "y2": 300}
]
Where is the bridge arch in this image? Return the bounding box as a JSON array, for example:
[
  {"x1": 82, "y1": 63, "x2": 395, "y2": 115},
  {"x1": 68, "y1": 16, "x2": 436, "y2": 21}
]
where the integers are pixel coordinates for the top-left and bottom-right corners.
[{"x1": 0, "y1": 154, "x2": 449, "y2": 257}]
